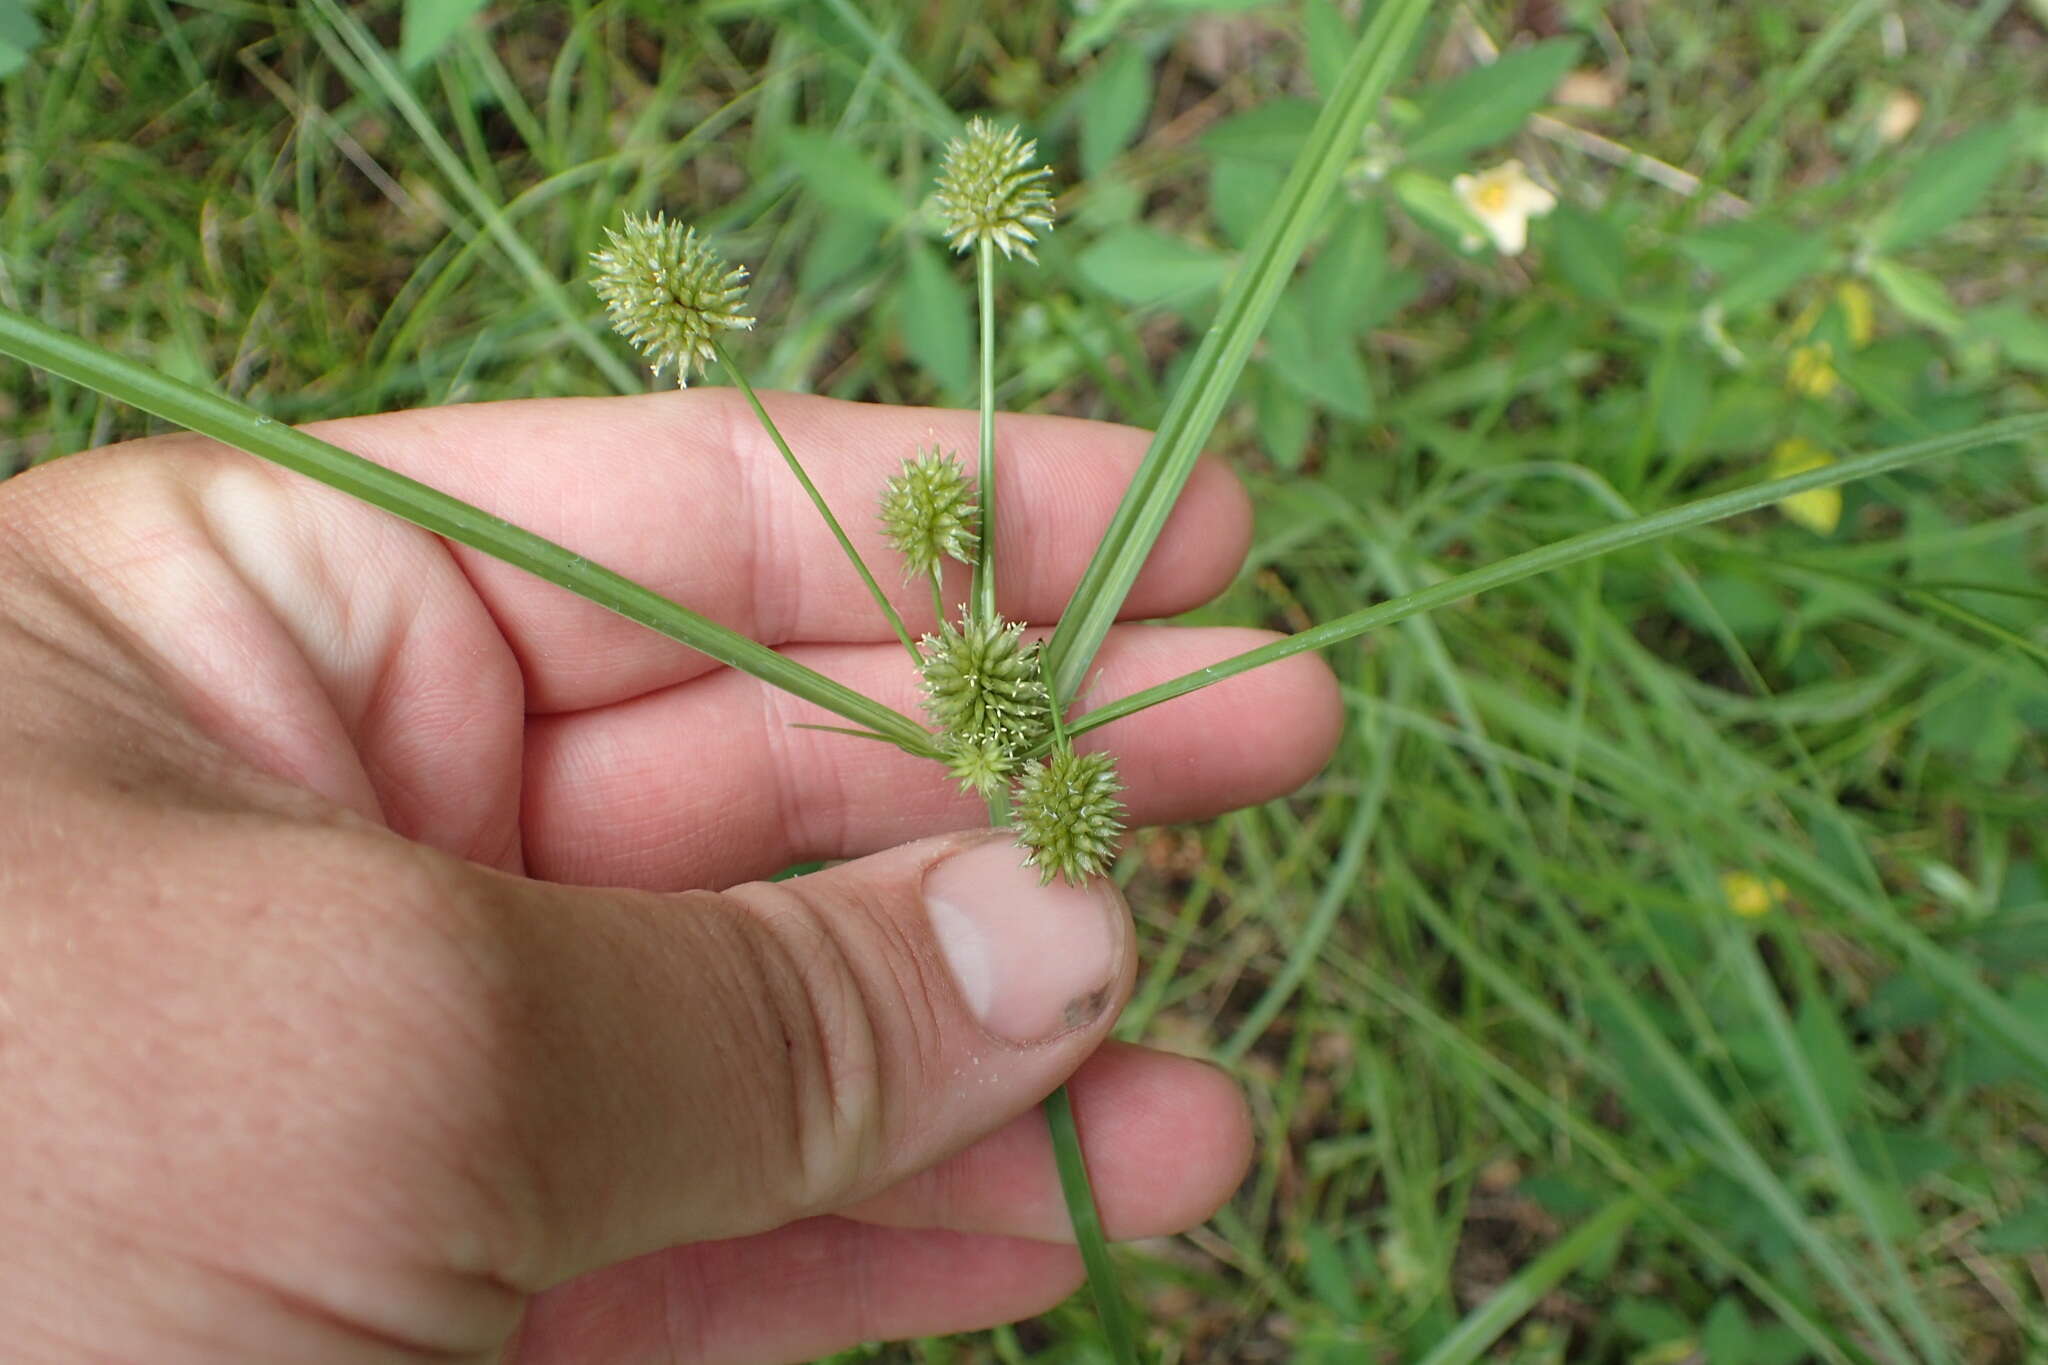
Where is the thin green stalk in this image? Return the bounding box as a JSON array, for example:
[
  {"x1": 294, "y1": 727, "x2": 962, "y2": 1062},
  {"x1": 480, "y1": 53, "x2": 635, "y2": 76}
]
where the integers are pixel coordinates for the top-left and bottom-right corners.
[
  {"x1": 1045, "y1": 1085, "x2": 1143, "y2": 1365},
  {"x1": 714, "y1": 342, "x2": 920, "y2": 663},
  {"x1": 1043, "y1": 0, "x2": 1431, "y2": 707},
  {"x1": 1414, "y1": 1181, "x2": 1668, "y2": 1365},
  {"x1": 971, "y1": 236, "x2": 998, "y2": 626},
  {"x1": 1063, "y1": 414, "x2": 2048, "y2": 739},
  {"x1": 1722, "y1": 925, "x2": 1953, "y2": 1363},
  {"x1": 0, "y1": 306, "x2": 936, "y2": 754},
  {"x1": 975, "y1": 771, "x2": 1131, "y2": 1362}
]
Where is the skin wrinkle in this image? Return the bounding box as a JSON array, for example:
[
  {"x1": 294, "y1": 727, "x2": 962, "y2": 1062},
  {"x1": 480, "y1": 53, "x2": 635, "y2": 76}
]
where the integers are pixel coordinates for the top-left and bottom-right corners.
[
  {"x1": 733, "y1": 881, "x2": 888, "y2": 1220},
  {"x1": 759, "y1": 672, "x2": 860, "y2": 867}
]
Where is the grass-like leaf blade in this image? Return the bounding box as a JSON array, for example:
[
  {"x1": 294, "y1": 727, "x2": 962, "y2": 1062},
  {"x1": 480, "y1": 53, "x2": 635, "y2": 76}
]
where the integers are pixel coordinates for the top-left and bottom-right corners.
[
  {"x1": 1043, "y1": 0, "x2": 1432, "y2": 707},
  {"x1": 0, "y1": 305, "x2": 937, "y2": 755},
  {"x1": 1065, "y1": 414, "x2": 2048, "y2": 737}
]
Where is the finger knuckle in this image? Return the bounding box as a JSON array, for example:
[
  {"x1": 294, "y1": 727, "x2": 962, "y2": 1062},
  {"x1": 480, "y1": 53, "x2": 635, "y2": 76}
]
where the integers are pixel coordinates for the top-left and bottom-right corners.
[{"x1": 719, "y1": 879, "x2": 934, "y2": 1216}]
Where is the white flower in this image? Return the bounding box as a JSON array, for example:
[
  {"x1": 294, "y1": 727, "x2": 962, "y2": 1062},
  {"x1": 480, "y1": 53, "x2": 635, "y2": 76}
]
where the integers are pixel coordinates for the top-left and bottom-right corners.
[{"x1": 1451, "y1": 159, "x2": 1558, "y2": 256}]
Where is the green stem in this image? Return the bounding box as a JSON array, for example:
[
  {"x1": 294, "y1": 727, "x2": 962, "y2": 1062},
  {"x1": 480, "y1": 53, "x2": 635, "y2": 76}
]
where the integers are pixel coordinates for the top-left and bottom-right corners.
[
  {"x1": 1063, "y1": 413, "x2": 2048, "y2": 739},
  {"x1": 971, "y1": 236, "x2": 998, "y2": 626},
  {"x1": 1045, "y1": 1085, "x2": 1143, "y2": 1365},
  {"x1": 714, "y1": 342, "x2": 921, "y2": 664},
  {"x1": 0, "y1": 306, "x2": 937, "y2": 754},
  {"x1": 978, "y1": 778, "x2": 1134, "y2": 1363},
  {"x1": 1042, "y1": 0, "x2": 1431, "y2": 707}
]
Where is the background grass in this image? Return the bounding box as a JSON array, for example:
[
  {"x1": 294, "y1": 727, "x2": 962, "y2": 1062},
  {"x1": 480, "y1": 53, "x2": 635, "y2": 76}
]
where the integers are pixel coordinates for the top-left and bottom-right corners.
[{"x1": 5, "y1": 1, "x2": 2048, "y2": 1360}]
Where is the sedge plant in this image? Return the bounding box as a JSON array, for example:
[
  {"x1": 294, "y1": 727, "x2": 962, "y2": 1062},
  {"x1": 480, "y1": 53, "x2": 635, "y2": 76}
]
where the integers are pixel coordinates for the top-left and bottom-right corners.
[{"x1": 5, "y1": 0, "x2": 2048, "y2": 1355}]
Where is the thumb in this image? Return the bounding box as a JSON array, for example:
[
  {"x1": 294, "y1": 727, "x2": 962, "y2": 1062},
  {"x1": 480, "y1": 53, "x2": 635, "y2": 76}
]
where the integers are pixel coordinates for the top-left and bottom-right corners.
[{"x1": 483, "y1": 829, "x2": 1134, "y2": 1287}]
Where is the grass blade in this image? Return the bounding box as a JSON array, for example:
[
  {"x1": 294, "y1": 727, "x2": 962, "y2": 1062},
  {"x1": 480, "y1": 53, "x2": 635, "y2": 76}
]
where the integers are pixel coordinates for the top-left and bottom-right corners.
[
  {"x1": 1045, "y1": 1084, "x2": 1144, "y2": 1365},
  {"x1": 0, "y1": 305, "x2": 936, "y2": 754},
  {"x1": 1413, "y1": 1182, "x2": 1663, "y2": 1365},
  {"x1": 305, "y1": 0, "x2": 640, "y2": 392},
  {"x1": 1721, "y1": 925, "x2": 1952, "y2": 1363},
  {"x1": 1065, "y1": 414, "x2": 2048, "y2": 737},
  {"x1": 1043, "y1": 0, "x2": 1432, "y2": 707}
]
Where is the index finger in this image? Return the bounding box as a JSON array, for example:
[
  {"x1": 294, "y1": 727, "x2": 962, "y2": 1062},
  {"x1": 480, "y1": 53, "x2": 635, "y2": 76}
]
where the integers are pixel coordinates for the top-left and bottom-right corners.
[{"x1": 305, "y1": 389, "x2": 1252, "y2": 713}]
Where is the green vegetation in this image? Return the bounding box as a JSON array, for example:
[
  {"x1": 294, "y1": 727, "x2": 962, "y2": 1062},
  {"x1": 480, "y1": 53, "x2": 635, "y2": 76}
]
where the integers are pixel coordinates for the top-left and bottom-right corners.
[{"x1": 5, "y1": 0, "x2": 2047, "y2": 1359}]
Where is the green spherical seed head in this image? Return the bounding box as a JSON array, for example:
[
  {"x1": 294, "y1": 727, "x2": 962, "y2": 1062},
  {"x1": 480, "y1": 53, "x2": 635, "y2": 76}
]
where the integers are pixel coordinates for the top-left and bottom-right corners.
[
  {"x1": 879, "y1": 448, "x2": 980, "y2": 580},
  {"x1": 1013, "y1": 747, "x2": 1126, "y2": 886},
  {"x1": 917, "y1": 613, "x2": 1051, "y2": 756},
  {"x1": 942, "y1": 731, "x2": 1015, "y2": 798},
  {"x1": 589, "y1": 213, "x2": 755, "y2": 386},
  {"x1": 932, "y1": 117, "x2": 1057, "y2": 261}
]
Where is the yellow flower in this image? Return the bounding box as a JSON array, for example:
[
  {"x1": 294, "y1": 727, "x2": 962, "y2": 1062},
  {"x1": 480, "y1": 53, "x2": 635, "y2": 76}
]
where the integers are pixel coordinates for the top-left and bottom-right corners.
[
  {"x1": 1785, "y1": 341, "x2": 1839, "y2": 399},
  {"x1": 1451, "y1": 159, "x2": 1557, "y2": 255},
  {"x1": 1836, "y1": 281, "x2": 1876, "y2": 349},
  {"x1": 1721, "y1": 871, "x2": 1787, "y2": 919},
  {"x1": 1769, "y1": 437, "x2": 1842, "y2": 535}
]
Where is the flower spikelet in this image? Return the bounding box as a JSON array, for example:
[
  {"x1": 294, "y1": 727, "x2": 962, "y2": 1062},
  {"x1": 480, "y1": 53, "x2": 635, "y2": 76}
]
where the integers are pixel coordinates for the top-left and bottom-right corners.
[
  {"x1": 1014, "y1": 746, "x2": 1125, "y2": 886},
  {"x1": 880, "y1": 448, "x2": 980, "y2": 580},
  {"x1": 918, "y1": 614, "x2": 1049, "y2": 756},
  {"x1": 933, "y1": 118, "x2": 1057, "y2": 260},
  {"x1": 589, "y1": 213, "x2": 754, "y2": 386},
  {"x1": 942, "y1": 731, "x2": 1015, "y2": 798}
]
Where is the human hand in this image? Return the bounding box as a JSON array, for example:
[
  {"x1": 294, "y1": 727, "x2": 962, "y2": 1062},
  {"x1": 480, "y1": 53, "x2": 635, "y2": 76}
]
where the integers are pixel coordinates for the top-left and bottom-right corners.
[{"x1": 0, "y1": 391, "x2": 1341, "y2": 1363}]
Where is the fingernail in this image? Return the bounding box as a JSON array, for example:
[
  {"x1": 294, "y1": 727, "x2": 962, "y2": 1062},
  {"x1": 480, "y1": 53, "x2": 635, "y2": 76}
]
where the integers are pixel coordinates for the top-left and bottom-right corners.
[{"x1": 924, "y1": 834, "x2": 1126, "y2": 1045}]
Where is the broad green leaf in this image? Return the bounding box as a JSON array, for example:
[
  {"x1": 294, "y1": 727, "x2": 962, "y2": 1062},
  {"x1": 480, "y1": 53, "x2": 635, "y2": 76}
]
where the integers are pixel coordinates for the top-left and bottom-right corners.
[
  {"x1": 899, "y1": 244, "x2": 972, "y2": 394},
  {"x1": 0, "y1": 0, "x2": 39, "y2": 78},
  {"x1": 1981, "y1": 1199, "x2": 2048, "y2": 1254},
  {"x1": 1303, "y1": 202, "x2": 1389, "y2": 344},
  {"x1": 399, "y1": 0, "x2": 489, "y2": 70},
  {"x1": 1199, "y1": 98, "x2": 1320, "y2": 164},
  {"x1": 1546, "y1": 203, "x2": 1627, "y2": 303},
  {"x1": 1303, "y1": 0, "x2": 1352, "y2": 97},
  {"x1": 1210, "y1": 157, "x2": 1287, "y2": 247},
  {"x1": 1404, "y1": 39, "x2": 1583, "y2": 166},
  {"x1": 1792, "y1": 996, "x2": 1860, "y2": 1124},
  {"x1": 775, "y1": 129, "x2": 904, "y2": 225},
  {"x1": 1701, "y1": 1299, "x2": 1755, "y2": 1365},
  {"x1": 1709, "y1": 229, "x2": 1833, "y2": 314},
  {"x1": 1079, "y1": 45, "x2": 1153, "y2": 176},
  {"x1": 1968, "y1": 300, "x2": 2048, "y2": 374},
  {"x1": 1391, "y1": 168, "x2": 1488, "y2": 251},
  {"x1": 1074, "y1": 225, "x2": 1232, "y2": 306},
  {"x1": 1255, "y1": 371, "x2": 1313, "y2": 469},
  {"x1": 1867, "y1": 121, "x2": 2018, "y2": 253},
  {"x1": 1267, "y1": 288, "x2": 1373, "y2": 421},
  {"x1": 797, "y1": 211, "x2": 880, "y2": 296},
  {"x1": 1869, "y1": 257, "x2": 1964, "y2": 335},
  {"x1": 1677, "y1": 216, "x2": 1824, "y2": 281}
]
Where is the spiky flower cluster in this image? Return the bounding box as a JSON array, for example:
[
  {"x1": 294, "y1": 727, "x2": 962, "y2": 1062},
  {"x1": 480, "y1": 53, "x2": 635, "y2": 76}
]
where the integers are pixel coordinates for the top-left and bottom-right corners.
[
  {"x1": 919, "y1": 614, "x2": 1050, "y2": 795},
  {"x1": 589, "y1": 213, "x2": 754, "y2": 386},
  {"x1": 879, "y1": 449, "x2": 979, "y2": 580},
  {"x1": 932, "y1": 118, "x2": 1057, "y2": 261},
  {"x1": 1014, "y1": 747, "x2": 1126, "y2": 886}
]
